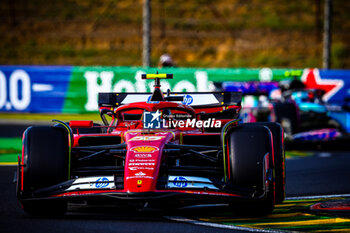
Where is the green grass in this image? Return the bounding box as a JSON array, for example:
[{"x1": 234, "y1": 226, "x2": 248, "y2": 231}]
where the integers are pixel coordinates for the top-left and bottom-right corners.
[
  {"x1": 0, "y1": 138, "x2": 22, "y2": 164},
  {"x1": 0, "y1": 138, "x2": 22, "y2": 151},
  {"x1": 0, "y1": 153, "x2": 19, "y2": 164}
]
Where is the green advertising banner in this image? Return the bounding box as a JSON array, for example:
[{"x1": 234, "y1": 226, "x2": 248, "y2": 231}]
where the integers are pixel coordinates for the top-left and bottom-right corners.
[{"x1": 63, "y1": 66, "x2": 299, "y2": 113}]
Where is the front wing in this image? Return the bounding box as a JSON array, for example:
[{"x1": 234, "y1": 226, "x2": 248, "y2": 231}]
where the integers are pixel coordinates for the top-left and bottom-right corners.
[{"x1": 18, "y1": 175, "x2": 270, "y2": 206}]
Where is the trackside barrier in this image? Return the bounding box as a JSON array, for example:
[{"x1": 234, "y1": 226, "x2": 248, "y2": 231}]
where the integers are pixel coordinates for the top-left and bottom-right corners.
[
  {"x1": 0, "y1": 66, "x2": 72, "y2": 113},
  {"x1": 0, "y1": 66, "x2": 349, "y2": 113}
]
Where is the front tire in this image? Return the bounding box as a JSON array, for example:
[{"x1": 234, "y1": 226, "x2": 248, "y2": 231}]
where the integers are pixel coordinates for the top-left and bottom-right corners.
[
  {"x1": 252, "y1": 122, "x2": 285, "y2": 204},
  {"x1": 227, "y1": 124, "x2": 275, "y2": 216},
  {"x1": 18, "y1": 126, "x2": 69, "y2": 216}
]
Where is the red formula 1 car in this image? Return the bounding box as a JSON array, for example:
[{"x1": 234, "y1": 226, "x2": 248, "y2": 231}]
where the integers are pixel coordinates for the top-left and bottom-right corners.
[{"x1": 17, "y1": 74, "x2": 285, "y2": 216}]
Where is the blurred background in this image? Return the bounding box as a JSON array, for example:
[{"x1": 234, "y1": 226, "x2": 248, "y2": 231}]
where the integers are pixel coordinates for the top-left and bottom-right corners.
[
  {"x1": 0, "y1": 0, "x2": 349, "y2": 68},
  {"x1": 2, "y1": 3, "x2": 350, "y2": 232}
]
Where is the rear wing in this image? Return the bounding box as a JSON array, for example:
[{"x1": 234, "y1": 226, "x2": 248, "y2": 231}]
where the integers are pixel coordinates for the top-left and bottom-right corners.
[{"x1": 98, "y1": 92, "x2": 242, "y2": 108}]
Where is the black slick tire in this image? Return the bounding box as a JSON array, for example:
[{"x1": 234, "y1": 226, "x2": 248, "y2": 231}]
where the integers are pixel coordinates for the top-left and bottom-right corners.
[
  {"x1": 227, "y1": 124, "x2": 275, "y2": 216},
  {"x1": 250, "y1": 122, "x2": 285, "y2": 204},
  {"x1": 19, "y1": 126, "x2": 69, "y2": 216}
]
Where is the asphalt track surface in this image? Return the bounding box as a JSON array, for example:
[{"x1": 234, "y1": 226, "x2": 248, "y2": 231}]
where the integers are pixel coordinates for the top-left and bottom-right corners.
[{"x1": 1, "y1": 124, "x2": 350, "y2": 232}]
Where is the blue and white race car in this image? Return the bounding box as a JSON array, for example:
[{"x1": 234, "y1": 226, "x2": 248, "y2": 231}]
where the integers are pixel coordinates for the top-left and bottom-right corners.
[{"x1": 221, "y1": 80, "x2": 350, "y2": 150}]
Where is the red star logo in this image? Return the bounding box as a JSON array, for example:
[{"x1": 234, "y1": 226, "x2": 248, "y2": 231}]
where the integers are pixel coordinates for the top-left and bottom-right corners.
[{"x1": 301, "y1": 68, "x2": 344, "y2": 101}]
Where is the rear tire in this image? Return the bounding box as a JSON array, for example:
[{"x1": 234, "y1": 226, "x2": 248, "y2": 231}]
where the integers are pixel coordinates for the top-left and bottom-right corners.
[
  {"x1": 18, "y1": 126, "x2": 69, "y2": 216},
  {"x1": 227, "y1": 124, "x2": 275, "y2": 216}
]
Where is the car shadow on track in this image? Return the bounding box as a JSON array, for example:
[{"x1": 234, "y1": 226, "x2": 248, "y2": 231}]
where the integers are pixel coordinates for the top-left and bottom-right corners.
[{"x1": 60, "y1": 203, "x2": 231, "y2": 221}]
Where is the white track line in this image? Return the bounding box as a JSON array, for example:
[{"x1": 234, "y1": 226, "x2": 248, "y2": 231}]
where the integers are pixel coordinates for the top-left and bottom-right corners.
[
  {"x1": 165, "y1": 194, "x2": 350, "y2": 232},
  {"x1": 164, "y1": 216, "x2": 296, "y2": 233}
]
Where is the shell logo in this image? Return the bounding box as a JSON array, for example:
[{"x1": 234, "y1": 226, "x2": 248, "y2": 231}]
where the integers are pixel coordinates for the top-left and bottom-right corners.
[{"x1": 130, "y1": 146, "x2": 159, "y2": 153}]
